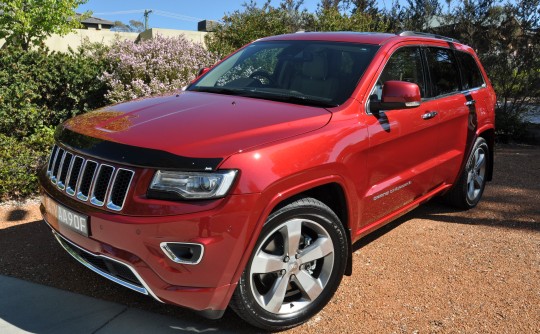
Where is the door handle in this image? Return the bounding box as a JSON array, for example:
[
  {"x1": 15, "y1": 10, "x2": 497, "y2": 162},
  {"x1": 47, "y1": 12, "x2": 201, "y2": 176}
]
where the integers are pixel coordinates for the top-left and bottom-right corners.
[
  {"x1": 465, "y1": 100, "x2": 476, "y2": 106},
  {"x1": 422, "y1": 111, "x2": 438, "y2": 120}
]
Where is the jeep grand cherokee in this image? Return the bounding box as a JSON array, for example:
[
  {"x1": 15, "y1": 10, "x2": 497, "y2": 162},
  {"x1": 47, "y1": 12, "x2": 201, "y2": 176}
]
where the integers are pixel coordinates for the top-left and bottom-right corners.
[{"x1": 39, "y1": 31, "x2": 496, "y2": 330}]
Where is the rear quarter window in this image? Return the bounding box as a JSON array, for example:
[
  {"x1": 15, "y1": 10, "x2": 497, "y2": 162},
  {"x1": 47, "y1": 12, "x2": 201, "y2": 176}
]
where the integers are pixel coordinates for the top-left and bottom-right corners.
[{"x1": 456, "y1": 51, "x2": 485, "y2": 90}]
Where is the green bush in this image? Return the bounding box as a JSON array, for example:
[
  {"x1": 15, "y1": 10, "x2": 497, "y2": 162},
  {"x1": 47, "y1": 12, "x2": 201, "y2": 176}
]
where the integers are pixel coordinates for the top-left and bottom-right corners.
[
  {"x1": 0, "y1": 43, "x2": 108, "y2": 200},
  {"x1": 0, "y1": 45, "x2": 108, "y2": 139},
  {"x1": 0, "y1": 127, "x2": 55, "y2": 200}
]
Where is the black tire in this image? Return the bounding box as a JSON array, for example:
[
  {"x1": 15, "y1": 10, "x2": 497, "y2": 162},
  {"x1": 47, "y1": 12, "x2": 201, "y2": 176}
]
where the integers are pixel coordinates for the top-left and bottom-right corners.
[
  {"x1": 445, "y1": 137, "x2": 489, "y2": 209},
  {"x1": 230, "y1": 197, "x2": 348, "y2": 331}
]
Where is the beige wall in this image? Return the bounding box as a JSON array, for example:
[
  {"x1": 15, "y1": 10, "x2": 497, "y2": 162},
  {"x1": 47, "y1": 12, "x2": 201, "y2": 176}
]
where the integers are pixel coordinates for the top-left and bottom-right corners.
[
  {"x1": 138, "y1": 28, "x2": 207, "y2": 45},
  {"x1": 44, "y1": 29, "x2": 139, "y2": 53},
  {"x1": 1, "y1": 28, "x2": 208, "y2": 53}
]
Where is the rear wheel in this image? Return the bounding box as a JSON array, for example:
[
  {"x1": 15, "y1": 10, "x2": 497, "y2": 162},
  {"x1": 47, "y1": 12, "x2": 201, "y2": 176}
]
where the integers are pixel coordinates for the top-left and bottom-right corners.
[
  {"x1": 230, "y1": 197, "x2": 347, "y2": 331},
  {"x1": 445, "y1": 137, "x2": 489, "y2": 209}
]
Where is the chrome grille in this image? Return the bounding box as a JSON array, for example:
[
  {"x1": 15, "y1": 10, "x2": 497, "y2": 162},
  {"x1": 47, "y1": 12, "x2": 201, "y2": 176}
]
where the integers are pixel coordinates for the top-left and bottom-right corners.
[
  {"x1": 90, "y1": 164, "x2": 114, "y2": 206},
  {"x1": 66, "y1": 156, "x2": 84, "y2": 196},
  {"x1": 57, "y1": 152, "x2": 73, "y2": 190},
  {"x1": 46, "y1": 145, "x2": 134, "y2": 211},
  {"x1": 50, "y1": 147, "x2": 64, "y2": 183},
  {"x1": 78, "y1": 160, "x2": 98, "y2": 201}
]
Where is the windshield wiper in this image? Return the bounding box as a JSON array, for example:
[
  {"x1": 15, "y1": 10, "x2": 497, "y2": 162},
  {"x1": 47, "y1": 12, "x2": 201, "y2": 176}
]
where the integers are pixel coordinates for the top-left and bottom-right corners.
[
  {"x1": 190, "y1": 86, "x2": 248, "y2": 96},
  {"x1": 247, "y1": 91, "x2": 338, "y2": 108},
  {"x1": 277, "y1": 95, "x2": 337, "y2": 108},
  {"x1": 190, "y1": 86, "x2": 338, "y2": 108}
]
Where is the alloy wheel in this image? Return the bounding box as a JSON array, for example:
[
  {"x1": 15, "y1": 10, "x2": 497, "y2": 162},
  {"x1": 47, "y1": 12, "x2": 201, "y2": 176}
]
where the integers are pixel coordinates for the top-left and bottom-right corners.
[
  {"x1": 249, "y1": 218, "x2": 335, "y2": 314},
  {"x1": 466, "y1": 146, "x2": 487, "y2": 203}
]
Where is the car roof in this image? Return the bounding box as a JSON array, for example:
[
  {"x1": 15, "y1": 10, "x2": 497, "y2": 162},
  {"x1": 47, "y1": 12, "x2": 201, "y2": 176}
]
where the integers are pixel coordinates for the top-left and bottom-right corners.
[{"x1": 259, "y1": 31, "x2": 466, "y2": 47}]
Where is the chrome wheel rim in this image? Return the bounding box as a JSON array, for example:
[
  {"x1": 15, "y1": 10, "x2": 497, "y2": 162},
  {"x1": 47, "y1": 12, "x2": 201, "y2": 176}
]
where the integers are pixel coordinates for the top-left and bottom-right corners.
[
  {"x1": 467, "y1": 146, "x2": 487, "y2": 202},
  {"x1": 249, "y1": 218, "x2": 334, "y2": 314}
]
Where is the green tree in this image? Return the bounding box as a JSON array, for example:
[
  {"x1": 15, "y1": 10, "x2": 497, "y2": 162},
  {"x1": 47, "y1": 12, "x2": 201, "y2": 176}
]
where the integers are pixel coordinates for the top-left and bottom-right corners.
[
  {"x1": 436, "y1": 0, "x2": 540, "y2": 141},
  {"x1": 112, "y1": 19, "x2": 144, "y2": 33},
  {"x1": 319, "y1": 0, "x2": 343, "y2": 10},
  {"x1": 390, "y1": 0, "x2": 442, "y2": 31},
  {"x1": 0, "y1": 0, "x2": 89, "y2": 50},
  {"x1": 205, "y1": 0, "x2": 389, "y2": 57},
  {"x1": 315, "y1": 6, "x2": 389, "y2": 32},
  {"x1": 205, "y1": 0, "x2": 313, "y2": 57},
  {"x1": 348, "y1": 0, "x2": 378, "y2": 15},
  {"x1": 381, "y1": 0, "x2": 539, "y2": 142}
]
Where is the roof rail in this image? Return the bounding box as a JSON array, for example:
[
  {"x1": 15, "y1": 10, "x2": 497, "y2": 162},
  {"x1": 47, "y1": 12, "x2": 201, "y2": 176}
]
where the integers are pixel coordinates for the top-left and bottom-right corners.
[{"x1": 397, "y1": 31, "x2": 460, "y2": 43}]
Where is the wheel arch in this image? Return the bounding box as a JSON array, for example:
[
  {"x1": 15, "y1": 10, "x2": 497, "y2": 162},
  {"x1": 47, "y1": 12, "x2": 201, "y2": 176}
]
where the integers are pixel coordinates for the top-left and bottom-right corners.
[
  {"x1": 229, "y1": 173, "x2": 357, "y2": 294},
  {"x1": 267, "y1": 182, "x2": 353, "y2": 276},
  {"x1": 478, "y1": 127, "x2": 495, "y2": 182}
]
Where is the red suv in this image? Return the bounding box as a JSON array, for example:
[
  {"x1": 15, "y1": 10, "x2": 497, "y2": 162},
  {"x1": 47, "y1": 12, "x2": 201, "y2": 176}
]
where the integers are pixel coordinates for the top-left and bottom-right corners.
[{"x1": 39, "y1": 31, "x2": 496, "y2": 330}]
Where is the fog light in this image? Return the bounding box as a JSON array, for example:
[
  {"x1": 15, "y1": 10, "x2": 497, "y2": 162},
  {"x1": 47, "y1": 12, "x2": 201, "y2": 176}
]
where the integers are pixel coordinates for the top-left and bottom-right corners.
[{"x1": 160, "y1": 242, "x2": 204, "y2": 265}]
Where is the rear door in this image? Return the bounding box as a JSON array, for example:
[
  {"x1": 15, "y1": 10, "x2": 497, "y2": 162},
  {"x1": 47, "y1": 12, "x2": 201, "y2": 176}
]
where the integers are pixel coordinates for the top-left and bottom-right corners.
[{"x1": 424, "y1": 47, "x2": 481, "y2": 186}]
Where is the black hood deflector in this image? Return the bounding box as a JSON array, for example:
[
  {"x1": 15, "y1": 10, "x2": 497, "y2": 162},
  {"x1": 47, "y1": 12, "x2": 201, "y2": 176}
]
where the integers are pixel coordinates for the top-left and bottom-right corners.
[{"x1": 55, "y1": 126, "x2": 223, "y2": 171}]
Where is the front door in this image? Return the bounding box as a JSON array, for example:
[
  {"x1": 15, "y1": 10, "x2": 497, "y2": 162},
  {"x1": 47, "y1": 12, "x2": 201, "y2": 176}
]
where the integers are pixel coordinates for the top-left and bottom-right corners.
[{"x1": 361, "y1": 46, "x2": 442, "y2": 226}]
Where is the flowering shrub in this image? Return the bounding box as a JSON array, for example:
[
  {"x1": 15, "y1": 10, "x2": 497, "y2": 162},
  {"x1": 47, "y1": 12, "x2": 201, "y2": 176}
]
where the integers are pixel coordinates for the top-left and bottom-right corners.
[{"x1": 101, "y1": 35, "x2": 219, "y2": 103}]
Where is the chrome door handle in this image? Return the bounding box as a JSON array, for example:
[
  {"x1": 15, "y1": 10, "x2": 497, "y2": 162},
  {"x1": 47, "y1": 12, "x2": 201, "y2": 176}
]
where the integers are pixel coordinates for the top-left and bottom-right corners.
[
  {"x1": 422, "y1": 111, "x2": 438, "y2": 120},
  {"x1": 465, "y1": 100, "x2": 476, "y2": 106}
]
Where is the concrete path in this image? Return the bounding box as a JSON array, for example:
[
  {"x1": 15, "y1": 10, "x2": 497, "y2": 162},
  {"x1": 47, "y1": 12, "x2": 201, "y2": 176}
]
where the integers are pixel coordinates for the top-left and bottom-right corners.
[{"x1": 0, "y1": 275, "x2": 234, "y2": 334}]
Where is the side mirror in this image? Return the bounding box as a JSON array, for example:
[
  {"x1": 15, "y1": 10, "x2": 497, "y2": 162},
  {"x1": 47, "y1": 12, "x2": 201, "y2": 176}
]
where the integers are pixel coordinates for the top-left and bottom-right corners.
[
  {"x1": 197, "y1": 67, "x2": 211, "y2": 78},
  {"x1": 188, "y1": 67, "x2": 211, "y2": 87},
  {"x1": 370, "y1": 80, "x2": 421, "y2": 113}
]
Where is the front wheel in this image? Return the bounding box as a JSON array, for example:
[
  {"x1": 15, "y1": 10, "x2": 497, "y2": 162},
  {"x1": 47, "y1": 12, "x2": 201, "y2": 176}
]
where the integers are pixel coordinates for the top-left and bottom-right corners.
[
  {"x1": 230, "y1": 197, "x2": 348, "y2": 331},
  {"x1": 445, "y1": 137, "x2": 490, "y2": 209}
]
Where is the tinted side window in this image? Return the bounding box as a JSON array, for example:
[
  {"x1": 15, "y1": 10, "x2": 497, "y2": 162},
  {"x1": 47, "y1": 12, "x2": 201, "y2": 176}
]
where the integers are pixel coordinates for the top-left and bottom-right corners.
[
  {"x1": 456, "y1": 51, "x2": 485, "y2": 90},
  {"x1": 426, "y1": 48, "x2": 460, "y2": 96},
  {"x1": 373, "y1": 47, "x2": 426, "y2": 100}
]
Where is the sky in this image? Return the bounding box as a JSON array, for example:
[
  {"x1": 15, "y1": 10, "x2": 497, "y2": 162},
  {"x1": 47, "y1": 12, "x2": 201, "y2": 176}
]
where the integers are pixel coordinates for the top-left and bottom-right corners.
[{"x1": 77, "y1": 0, "x2": 323, "y2": 31}]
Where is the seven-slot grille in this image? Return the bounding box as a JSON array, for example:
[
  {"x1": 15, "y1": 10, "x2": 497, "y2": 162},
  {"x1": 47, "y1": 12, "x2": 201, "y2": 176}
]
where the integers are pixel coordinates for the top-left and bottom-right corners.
[{"x1": 46, "y1": 144, "x2": 134, "y2": 211}]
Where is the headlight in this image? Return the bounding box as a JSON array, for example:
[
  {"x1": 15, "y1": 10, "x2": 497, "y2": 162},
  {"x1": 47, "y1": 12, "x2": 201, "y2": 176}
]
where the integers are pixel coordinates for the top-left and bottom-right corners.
[{"x1": 148, "y1": 170, "x2": 237, "y2": 200}]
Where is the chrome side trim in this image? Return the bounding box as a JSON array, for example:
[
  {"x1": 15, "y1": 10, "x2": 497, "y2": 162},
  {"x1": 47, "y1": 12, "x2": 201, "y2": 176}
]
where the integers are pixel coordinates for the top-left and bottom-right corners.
[
  {"x1": 52, "y1": 230, "x2": 164, "y2": 303},
  {"x1": 160, "y1": 242, "x2": 205, "y2": 265}
]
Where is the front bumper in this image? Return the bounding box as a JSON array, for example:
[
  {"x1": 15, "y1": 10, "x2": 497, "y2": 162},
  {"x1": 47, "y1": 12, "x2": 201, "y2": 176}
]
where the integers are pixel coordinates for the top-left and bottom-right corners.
[
  {"x1": 52, "y1": 230, "x2": 162, "y2": 298},
  {"x1": 39, "y1": 183, "x2": 261, "y2": 316}
]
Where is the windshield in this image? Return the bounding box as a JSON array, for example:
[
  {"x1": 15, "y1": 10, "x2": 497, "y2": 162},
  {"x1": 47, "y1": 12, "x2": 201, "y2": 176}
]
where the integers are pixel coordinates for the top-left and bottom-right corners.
[{"x1": 188, "y1": 40, "x2": 379, "y2": 107}]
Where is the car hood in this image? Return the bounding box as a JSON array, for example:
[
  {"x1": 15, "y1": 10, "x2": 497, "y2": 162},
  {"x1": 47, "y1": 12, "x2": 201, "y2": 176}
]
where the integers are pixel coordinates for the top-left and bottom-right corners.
[{"x1": 61, "y1": 91, "x2": 332, "y2": 160}]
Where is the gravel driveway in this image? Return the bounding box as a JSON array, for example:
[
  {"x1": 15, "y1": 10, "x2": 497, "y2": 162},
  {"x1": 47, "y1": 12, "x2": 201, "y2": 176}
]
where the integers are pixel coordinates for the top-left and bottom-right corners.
[{"x1": 1, "y1": 144, "x2": 539, "y2": 333}]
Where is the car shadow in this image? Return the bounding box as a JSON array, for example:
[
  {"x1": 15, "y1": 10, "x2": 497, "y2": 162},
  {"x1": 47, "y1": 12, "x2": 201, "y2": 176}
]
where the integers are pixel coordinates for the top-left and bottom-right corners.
[
  {"x1": 353, "y1": 145, "x2": 540, "y2": 252},
  {"x1": 352, "y1": 197, "x2": 539, "y2": 253},
  {"x1": 6, "y1": 208, "x2": 28, "y2": 221}
]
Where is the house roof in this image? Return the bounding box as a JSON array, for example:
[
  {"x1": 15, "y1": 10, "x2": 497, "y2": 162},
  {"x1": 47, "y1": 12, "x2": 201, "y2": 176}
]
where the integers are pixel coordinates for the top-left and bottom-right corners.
[
  {"x1": 81, "y1": 16, "x2": 115, "y2": 26},
  {"x1": 71, "y1": 13, "x2": 114, "y2": 27}
]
